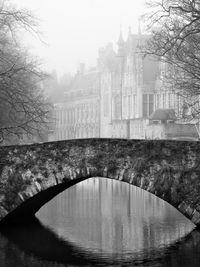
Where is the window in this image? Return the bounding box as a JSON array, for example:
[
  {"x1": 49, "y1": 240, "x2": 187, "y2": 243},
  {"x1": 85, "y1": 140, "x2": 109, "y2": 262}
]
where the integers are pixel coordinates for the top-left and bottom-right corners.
[
  {"x1": 143, "y1": 94, "x2": 154, "y2": 117},
  {"x1": 113, "y1": 96, "x2": 121, "y2": 119},
  {"x1": 176, "y1": 95, "x2": 181, "y2": 116},
  {"x1": 103, "y1": 94, "x2": 109, "y2": 117},
  {"x1": 170, "y1": 93, "x2": 175, "y2": 108},
  {"x1": 64, "y1": 109, "x2": 66, "y2": 124},
  {"x1": 149, "y1": 94, "x2": 154, "y2": 116},
  {"x1": 168, "y1": 93, "x2": 171, "y2": 108},
  {"x1": 128, "y1": 95, "x2": 132, "y2": 118},
  {"x1": 156, "y1": 94, "x2": 160, "y2": 109},
  {"x1": 162, "y1": 94, "x2": 165, "y2": 108},
  {"x1": 143, "y1": 94, "x2": 148, "y2": 117},
  {"x1": 123, "y1": 96, "x2": 128, "y2": 118},
  {"x1": 132, "y1": 95, "x2": 136, "y2": 118}
]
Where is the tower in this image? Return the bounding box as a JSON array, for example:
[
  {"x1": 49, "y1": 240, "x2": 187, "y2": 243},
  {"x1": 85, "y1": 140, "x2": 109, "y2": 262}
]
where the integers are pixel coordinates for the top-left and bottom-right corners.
[
  {"x1": 117, "y1": 26, "x2": 125, "y2": 57},
  {"x1": 116, "y1": 27, "x2": 125, "y2": 120}
]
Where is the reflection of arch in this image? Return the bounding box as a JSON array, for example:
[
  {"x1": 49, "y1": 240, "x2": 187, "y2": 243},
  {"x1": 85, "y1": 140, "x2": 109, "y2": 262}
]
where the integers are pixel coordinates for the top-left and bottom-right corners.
[
  {"x1": 0, "y1": 217, "x2": 114, "y2": 266},
  {"x1": 0, "y1": 139, "x2": 200, "y2": 226},
  {"x1": 2, "y1": 217, "x2": 199, "y2": 266}
]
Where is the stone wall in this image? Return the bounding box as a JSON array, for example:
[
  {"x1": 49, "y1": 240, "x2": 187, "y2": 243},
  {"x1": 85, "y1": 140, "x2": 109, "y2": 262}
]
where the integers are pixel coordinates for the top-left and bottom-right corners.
[{"x1": 0, "y1": 139, "x2": 200, "y2": 226}]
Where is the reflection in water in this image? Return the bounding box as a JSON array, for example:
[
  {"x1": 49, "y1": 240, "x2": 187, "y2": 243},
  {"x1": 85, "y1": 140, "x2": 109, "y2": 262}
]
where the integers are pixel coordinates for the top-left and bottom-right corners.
[
  {"x1": 37, "y1": 178, "x2": 195, "y2": 256},
  {"x1": 0, "y1": 218, "x2": 116, "y2": 266},
  {"x1": 0, "y1": 177, "x2": 199, "y2": 266}
]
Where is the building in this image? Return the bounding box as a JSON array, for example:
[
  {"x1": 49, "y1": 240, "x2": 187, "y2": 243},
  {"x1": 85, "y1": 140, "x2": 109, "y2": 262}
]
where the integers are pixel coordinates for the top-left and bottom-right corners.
[
  {"x1": 98, "y1": 28, "x2": 160, "y2": 139},
  {"x1": 49, "y1": 66, "x2": 101, "y2": 141},
  {"x1": 98, "y1": 28, "x2": 199, "y2": 140},
  {"x1": 49, "y1": 28, "x2": 199, "y2": 141}
]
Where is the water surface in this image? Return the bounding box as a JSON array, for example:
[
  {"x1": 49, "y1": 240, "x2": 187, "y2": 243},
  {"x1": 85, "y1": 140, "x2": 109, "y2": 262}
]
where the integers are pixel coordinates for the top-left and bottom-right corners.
[
  {"x1": 0, "y1": 177, "x2": 199, "y2": 266},
  {"x1": 36, "y1": 177, "x2": 196, "y2": 265}
]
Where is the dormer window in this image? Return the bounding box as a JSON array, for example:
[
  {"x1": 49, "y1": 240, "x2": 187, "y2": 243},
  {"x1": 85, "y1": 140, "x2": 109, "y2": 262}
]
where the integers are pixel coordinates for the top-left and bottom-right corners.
[
  {"x1": 152, "y1": 120, "x2": 160, "y2": 124},
  {"x1": 148, "y1": 109, "x2": 176, "y2": 124}
]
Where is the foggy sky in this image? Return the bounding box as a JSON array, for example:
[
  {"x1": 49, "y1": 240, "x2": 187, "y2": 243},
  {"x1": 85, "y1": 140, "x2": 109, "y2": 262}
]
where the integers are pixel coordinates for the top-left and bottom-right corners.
[{"x1": 12, "y1": 0, "x2": 146, "y2": 77}]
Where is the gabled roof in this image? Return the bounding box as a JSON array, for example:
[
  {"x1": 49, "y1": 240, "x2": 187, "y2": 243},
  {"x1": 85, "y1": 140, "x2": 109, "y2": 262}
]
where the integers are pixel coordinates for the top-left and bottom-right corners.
[{"x1": 149, "y1": 109, "x2": 176, "y2": 121}]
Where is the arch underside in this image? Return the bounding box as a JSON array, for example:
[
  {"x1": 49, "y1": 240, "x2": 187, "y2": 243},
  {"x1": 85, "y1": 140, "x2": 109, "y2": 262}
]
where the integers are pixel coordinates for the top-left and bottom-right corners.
[{"x1": 1, "y1": 175, "x2": 199, "y2": 228}]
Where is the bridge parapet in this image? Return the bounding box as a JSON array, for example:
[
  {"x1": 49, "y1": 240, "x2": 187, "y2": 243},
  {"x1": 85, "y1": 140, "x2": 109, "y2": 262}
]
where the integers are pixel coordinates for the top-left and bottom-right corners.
[{"x1": 0, "y1": 139, "x2": 200, "y2": 226}]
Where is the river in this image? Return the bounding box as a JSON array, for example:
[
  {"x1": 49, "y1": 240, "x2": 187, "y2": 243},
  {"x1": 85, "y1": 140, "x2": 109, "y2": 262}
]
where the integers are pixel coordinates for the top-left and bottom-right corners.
[{"x1": 0, "y1": 177, "x2": 200, "y2": 266}]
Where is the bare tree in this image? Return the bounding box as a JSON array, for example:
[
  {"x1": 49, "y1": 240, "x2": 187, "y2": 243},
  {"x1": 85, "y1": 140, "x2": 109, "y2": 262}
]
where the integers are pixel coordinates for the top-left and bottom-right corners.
[
  {"x1": 144, "y1": 0, "x2": 200, "y2": 120},
  {"x1": 0, "y1": 0, "x2": 50, "y2": 144}
]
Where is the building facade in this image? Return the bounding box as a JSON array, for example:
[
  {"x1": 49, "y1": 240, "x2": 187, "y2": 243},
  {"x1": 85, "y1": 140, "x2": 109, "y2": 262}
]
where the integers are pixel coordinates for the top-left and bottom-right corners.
[
  {"x1": 98, "y1": 28, "x2": 198, "y2": 140},
  {"x1": 98, "y1": 28, "x2": 160, "y2": 139},
  {"x1": 49, "y1": 67, "x2": 101, "y2": 141},
  {"x1": 49, "y1": 28, "x2": 199, "y2": 141}
]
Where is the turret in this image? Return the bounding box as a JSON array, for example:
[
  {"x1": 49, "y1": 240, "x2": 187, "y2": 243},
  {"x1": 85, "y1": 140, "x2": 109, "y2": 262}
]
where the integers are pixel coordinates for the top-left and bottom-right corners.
[
  {"x1": 127, "y1": 26, "x2": 132, "y2": 52},
  {"x1": 117, "y1": 26, "x2": 125, "y2": 56},
  {"x1": 128, "y1": 26, "x2": 132, "y2": 40},
  {"x1": 138, "y1": 18, "x2": 142, "y2": 36}
]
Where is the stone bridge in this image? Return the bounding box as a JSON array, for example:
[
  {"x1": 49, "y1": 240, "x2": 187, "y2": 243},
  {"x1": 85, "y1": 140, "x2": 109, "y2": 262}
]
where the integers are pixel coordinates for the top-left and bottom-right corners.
[{"x1": 0, "y1": 139, "x2": 200, "y2": 227}]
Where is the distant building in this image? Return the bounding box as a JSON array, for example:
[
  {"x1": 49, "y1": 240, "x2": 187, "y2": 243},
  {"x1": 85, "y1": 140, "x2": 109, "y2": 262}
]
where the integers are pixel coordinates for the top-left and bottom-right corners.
[
  {"x1": 49, "y1": 66, "x2": 100, "y2": 141},
  {"x1": 49, "y1": 28, "x2": 199, "y2": 141},
  {"x1": 98, "y1": 28, "x2": 199, "y2": 140},
  {"x1": 98, "y1": 27, "x2": 160, "y2": 139}
]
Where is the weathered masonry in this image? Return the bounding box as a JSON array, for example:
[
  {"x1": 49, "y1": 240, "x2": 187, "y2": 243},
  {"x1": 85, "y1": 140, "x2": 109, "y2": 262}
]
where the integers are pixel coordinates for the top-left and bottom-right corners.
[{"x1": 0, "y1": 139, "x2": 200, "y2": 226}]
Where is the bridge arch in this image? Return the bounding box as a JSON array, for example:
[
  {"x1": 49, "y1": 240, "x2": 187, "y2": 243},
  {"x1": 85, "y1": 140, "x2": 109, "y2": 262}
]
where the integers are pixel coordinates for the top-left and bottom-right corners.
[{"x1": 0, "y1": 139, "x2": 200, "y2": 226}]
